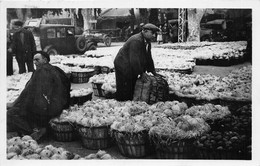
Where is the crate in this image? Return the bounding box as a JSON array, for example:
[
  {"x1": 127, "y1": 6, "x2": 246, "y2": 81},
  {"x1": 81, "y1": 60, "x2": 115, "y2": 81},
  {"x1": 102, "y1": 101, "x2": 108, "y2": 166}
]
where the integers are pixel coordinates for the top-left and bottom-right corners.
[
  {"x1": 76, "y1": 125, "x2": 112, "y2": 150},
  {"x1": 70, "y1": 92, "x2": 93, "y2": 106},
  {"x1": 71, "y1": 70, "x2": 95, "y2": 83},
  {"x1": 112, "y1": 130, "x2": 153, "y2": 158},
  {"x1": 49, "y1": 120, "x2": 75, "y2": 142}
]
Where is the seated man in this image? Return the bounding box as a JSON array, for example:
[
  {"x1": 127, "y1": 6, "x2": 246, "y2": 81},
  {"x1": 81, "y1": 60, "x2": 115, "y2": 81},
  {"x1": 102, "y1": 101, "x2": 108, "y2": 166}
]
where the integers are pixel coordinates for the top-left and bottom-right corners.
[{"x1": 7, "y1": 51, "x2": 71, "y2": 140}]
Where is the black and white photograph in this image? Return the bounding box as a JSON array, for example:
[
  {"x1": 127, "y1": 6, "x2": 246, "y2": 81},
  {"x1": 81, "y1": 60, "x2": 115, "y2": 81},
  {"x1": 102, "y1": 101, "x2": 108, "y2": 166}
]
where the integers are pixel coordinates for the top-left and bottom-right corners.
[{"x1": 1, "y1": 0, "x2": 260, "y2": 166}]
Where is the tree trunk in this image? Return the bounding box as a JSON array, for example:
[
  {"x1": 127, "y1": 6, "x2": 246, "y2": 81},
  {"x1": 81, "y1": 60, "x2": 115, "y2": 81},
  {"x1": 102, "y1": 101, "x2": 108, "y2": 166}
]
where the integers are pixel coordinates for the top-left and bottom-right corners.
[
  {"x1": 187, "y1": 9, "x2": 206, "y2": 42},
  {"x1": 16, "y1": 9, "x2": 24, "y2": 21},
  {"x1": 81, "y1": 8, "x2": 94, "y2": 30},
  {"x1": 24, "y1": 9, "x2": 32, "y2": 20},
  {"x1": 134, "y1": 8, "x2": 140, "y2": 25}
]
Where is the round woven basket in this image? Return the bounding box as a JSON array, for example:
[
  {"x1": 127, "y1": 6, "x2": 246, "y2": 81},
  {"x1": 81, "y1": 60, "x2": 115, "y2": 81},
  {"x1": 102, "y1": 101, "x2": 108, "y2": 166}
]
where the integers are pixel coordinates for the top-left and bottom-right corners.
[
  {"x1": 71, "y1": 70, "x2": 95, "y2": 83},
  {"x1": 76, "y1": 124, "x2": 112, "y2": 150},
  {"x1": 49, "y1": 120, "x2": 75, "y2": 142},
  {"x1": 112, "y1": 130, "x2": 154, "y2": 158},
  {"x1": 150, "y1": 135, "x2": 195, "y2": 159}
]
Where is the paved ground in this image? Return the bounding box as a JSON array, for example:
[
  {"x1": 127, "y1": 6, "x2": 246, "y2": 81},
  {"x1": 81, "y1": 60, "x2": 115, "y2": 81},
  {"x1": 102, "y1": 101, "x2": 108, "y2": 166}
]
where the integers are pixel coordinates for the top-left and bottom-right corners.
[{"x1": 8, "y1": 41, "x2": 252, "y2": 159}]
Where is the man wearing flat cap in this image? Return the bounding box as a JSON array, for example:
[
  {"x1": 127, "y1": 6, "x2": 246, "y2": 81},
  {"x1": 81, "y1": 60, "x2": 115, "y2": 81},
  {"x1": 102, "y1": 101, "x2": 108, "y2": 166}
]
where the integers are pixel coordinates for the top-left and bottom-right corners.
[
  {"x1": 114, "y1": 23, "x2": 160, "y2": 101},
  {"x1": 8, "y1": 20, "x2": 36, "y2": 74},
  {"x1": 7, "y1": 51, "x2": 71, "y2": 140}
]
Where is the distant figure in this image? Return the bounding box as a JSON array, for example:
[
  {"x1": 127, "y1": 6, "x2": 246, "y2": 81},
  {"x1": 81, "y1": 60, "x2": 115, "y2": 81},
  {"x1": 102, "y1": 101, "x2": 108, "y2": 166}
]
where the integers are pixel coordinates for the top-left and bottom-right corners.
[
  {"x1": 162, "y1": 22, "x2": 169, "y2": 43},
  {"x1": 7, "y1": 29, "x2": 13, "y2": 76},
  {"x1": 8, "y1": 20, "x2": 36, "y2": 74},
  {"x1": 124, "y1": 26, "x2": 132, "y2": 41},
  {"x1": 157, "y1": 25, "x2": 163, "y2": 44}
]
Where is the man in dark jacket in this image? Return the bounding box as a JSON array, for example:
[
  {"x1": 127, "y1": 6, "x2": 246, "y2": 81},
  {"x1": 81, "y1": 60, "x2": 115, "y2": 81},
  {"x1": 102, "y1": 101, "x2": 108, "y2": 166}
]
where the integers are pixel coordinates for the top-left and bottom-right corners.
[
  {"x1": 7, "y1": 29, "x2": 13, "y2": 76},
  {"x1": 114, "y1": 23, "x2": 159, "y2": 101},
  {"x1": 8, "y1": 20, "x2": 36, "y2": 74},
  {"x1": 7, "y1": 51, "x2": 71, "y2": 140}
]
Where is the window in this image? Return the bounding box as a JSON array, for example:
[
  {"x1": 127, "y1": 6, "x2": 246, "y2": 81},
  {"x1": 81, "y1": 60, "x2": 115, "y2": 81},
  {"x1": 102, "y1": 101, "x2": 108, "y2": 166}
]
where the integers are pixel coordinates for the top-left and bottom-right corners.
[
  {"x1": 57, "y1": 28, "x2": 66, "y2": 38},
  {"x1": 47, "y1": 28, "x2": 56, "y2": 38}
]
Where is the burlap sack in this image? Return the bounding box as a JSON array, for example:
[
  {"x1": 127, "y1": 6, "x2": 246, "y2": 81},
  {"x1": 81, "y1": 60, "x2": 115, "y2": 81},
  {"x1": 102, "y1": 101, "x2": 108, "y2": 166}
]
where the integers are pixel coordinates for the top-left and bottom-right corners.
[{"x1": 133, "y1": 74, "x2": 169, "y2": 104}]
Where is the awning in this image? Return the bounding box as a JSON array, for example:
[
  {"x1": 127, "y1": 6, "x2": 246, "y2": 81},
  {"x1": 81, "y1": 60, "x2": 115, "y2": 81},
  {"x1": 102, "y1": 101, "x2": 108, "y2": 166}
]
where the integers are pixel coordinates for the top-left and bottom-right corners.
[{"x1": 99, "y1": 8, "x2": 131, "y2": 18}]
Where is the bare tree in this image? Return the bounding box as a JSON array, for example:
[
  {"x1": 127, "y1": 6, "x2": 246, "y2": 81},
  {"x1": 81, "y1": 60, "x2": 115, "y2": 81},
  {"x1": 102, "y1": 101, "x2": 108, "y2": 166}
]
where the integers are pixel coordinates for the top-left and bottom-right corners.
[
  {"x1": 187, "y1": 8, "x2": 206, "y2": 42},
  {"x1": 81, "y1": 8, "x2": 94, "y2": 30}
]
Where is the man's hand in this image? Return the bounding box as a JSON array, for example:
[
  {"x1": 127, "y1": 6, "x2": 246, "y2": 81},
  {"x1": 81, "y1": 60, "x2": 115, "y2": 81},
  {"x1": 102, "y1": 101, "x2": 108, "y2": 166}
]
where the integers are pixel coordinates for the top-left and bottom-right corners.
[
  {"x1": 141, "y1": 73, "x2": 149, "y2": 82},
  {"x1": 8, "y1": 48, "x2": 12, "y2": 53},
  {"x1": 152, "y1": 71, "x2": 166, "y2": 78}
]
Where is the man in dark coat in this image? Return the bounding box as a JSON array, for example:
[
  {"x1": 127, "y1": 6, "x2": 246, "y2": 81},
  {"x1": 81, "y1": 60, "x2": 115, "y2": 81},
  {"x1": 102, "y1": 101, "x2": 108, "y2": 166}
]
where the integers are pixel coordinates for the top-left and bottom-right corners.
[
  {"x1": 114, "y1": 23, "x2": 160, "y2": 101},
  {"x1": 7, "y1": 51, "x2": 71, "y2": 140},
  {"x1": 8, "y1": 20, "x2": 36, "y2": 74},
  {"x1": 7, "y1": 29, "x2": 13, "y2": 76}
]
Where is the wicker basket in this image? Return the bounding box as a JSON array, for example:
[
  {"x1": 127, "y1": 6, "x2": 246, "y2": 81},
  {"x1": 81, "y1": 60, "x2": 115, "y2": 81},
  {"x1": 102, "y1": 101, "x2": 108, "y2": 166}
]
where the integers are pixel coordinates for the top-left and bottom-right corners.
[
  {"x1": 76, "y1": 125, "x2": 112, "y2": 150},
  {"x1": 70, "y1": 92, "x2": 93, "y2": 106},
  {"x1": 112, "y1": 130, "x2": 153, "y2": 158},
  {"x1": 49, "y1": 120, "x2": 75, "y2": 142},
  {"x1": 150, "y1": 135, "x2": 195, "y2": 159},
  {"x1": 71, "y1": 70, "x2": 95, "y2": 83}
]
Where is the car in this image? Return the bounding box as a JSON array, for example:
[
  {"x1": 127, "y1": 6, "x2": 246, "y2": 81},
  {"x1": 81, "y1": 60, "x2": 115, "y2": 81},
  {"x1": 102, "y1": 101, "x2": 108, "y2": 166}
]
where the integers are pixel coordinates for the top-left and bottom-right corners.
[
  {"x1": 23, "y1": 19, "x2": 97, "y2": 55},
  {"x1": 200, "y1": 19, "x2": 229, "y2": 42},
  {"x1": 83, "y1": 30, "x2": 112, "y2": 47}
]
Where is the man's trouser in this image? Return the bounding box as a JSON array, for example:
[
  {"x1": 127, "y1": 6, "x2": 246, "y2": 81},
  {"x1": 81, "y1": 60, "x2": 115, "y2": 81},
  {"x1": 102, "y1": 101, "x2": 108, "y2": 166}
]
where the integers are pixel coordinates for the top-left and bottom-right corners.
[
  {"x1": 7, "y1": 107, "x2": 51, "y2": 135},
  {"x1": 115, "y1": 68, "x2": 137, "y2": 101},
  {"x1": 16, "y1": 53, "x2": 34, "y2": 74}
]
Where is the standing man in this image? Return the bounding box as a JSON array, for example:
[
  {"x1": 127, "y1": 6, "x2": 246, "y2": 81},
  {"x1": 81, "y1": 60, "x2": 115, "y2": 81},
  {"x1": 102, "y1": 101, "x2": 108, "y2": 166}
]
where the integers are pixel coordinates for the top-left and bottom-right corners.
[
  {"x1": 7, "y1": 28, "x2": 13, "y2": 76},
  {"x1": 162, "y1": 22, "x2": 169, "y2": 43},
  {"x1": 114, "y1": 23, "x2": 159, "y2": 101},
  {"x1": 7, "y1": 51, "x2": 71, "y2": 140},
  {"x1": 8, "y1": 20, "x2": 36, "y2": 74}
]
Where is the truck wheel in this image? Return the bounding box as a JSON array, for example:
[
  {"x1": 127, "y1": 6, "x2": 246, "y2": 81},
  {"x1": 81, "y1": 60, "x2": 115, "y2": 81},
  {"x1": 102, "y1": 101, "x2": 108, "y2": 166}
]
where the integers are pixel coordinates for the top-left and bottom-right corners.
[
  {"x1": 46, "y1": 47, "x2": 58, "y2": 55},
  {"x1": 103, "y1": 35, "x2": 111, "y2": 47},
  {"x1": 76, "y1": 36, "x2": 87, "y2": 53}
]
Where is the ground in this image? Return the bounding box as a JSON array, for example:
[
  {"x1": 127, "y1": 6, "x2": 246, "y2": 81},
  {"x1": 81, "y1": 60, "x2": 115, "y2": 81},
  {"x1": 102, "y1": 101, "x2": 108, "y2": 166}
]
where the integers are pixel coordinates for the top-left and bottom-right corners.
[{"x1": 8, "y1": 41, "x2": 252, "y2": 159}]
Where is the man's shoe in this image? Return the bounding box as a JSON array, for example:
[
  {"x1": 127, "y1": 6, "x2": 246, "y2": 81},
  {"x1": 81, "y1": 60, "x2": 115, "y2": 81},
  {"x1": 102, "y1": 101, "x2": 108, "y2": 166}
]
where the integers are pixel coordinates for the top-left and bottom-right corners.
[{"x1": 30, "y1": 128, "x2": 46, "y2": 141}]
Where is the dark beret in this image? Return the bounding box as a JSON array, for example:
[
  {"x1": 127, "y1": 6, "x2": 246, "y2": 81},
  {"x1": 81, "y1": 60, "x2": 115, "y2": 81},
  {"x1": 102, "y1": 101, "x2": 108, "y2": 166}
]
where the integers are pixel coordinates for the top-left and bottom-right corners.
[
  {"x1": 142, "y1": 23, "x2": 159, "y2": 32},
  {"x1": 14, "y1": 20, "x2": 24, "y2": 27}
]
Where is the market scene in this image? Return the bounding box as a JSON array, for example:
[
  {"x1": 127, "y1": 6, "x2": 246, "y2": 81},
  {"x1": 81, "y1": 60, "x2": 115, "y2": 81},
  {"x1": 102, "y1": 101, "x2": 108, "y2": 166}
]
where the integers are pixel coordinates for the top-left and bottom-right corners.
[{"x1": 6, "y1": 8, "x2": 252, "y2": 160}]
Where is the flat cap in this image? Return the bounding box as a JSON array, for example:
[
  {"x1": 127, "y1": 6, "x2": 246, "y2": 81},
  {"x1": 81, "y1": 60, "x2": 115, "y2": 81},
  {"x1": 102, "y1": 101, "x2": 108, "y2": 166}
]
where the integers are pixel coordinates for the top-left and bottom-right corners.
[
  {"x1": 142, "y1": 23, "x2": 159, "y2": 32},
  {"x1": 35, "y1": 51, "x2": 50, "y2": 62},
  {"x1": 14, "y1": 20, "x2": 24, "y2": 27}
]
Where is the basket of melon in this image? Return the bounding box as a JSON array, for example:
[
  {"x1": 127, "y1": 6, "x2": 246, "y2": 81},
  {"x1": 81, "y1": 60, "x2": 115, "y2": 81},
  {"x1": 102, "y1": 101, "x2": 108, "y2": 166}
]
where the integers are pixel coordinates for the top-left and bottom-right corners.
[
  {"x1": 149, "y1": 115, "x2": 210, "y2": 159},
  {"x1": 110, "y1": 116, "x2": 154, "y2": 158}
]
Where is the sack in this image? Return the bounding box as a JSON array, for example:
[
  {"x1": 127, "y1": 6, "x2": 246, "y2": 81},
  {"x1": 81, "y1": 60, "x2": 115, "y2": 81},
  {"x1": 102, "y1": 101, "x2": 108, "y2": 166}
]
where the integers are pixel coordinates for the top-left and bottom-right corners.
[{"x1": 133, "y1": 74, "x2": 169, "y2": 104}]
